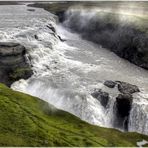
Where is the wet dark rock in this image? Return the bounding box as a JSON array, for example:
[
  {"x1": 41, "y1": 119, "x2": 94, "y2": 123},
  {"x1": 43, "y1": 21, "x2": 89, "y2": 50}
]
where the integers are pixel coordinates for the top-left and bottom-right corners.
[
  {"x1": 91, "y1": 91, "x2": 99, "y2": 99},
  {"x1": 58, "y1": 35, "x2": 66, "y2": 42},
  {"x1": 116, "y1": 81, "x2": 140, "y2": 94},
  {"x1": 27, "y1": 9, "x2": 35, "y2": 12},
  {"x1": 47, "y1": 25, "x2": 56, "y2": 33},
  {"x1": 34, "y1": 35, "x2": 38, "y2": 40},
  {"x1": 104, "y1": 80, "x2": 117, "y2": 88},
  {"x1": 116, "y1": 93, "x2": 133, "y2": 117},
  {"x1": 0, "y1": 42, "x2": 33, "y2": 86},
  {"x1": 114, "y1": 93, "x2": 133, "y2": 130},
  {"x1": 102, "y1": 80, "x2": 138, "y2": 130},
  {"x1": 91, "y1": 89, "x2": 109, "y2": 107},
  {"x1": 56, "y1": 11, "x2": 65, "y2": 22}
]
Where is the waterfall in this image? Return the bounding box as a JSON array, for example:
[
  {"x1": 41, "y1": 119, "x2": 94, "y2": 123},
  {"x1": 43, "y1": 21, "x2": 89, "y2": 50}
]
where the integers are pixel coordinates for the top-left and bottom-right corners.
[
  {"x1": 128, "y1": 92, "x2": 148, "y2": 135},
  {"x1": 0, "y1": 4, "x2": 147, "y2": 135}
]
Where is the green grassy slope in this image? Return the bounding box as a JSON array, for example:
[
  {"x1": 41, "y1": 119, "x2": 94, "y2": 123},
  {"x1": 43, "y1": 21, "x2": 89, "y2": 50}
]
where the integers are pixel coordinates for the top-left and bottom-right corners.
[{"x1": 0, "y1": 83, "x2": 147, "y2": 147}]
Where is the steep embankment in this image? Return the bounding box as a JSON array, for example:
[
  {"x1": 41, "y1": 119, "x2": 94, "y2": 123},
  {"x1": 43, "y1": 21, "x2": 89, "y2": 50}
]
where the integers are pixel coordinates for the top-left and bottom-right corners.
[
  {"x1": 0, "y1": 83, "x2": 148, "y2": 147},
  {"x1": 0, "y1": 42, "x2": 32, "y2": 86}
]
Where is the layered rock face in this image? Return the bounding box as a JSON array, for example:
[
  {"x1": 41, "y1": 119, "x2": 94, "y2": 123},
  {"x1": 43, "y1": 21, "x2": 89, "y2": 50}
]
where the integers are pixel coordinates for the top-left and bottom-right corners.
[
  {"x1": 0, "y1": 42, "x2": 32, "y2": 86},
  {"x1": 91, "y1": 80, "x2": 140, "y2": 131}
]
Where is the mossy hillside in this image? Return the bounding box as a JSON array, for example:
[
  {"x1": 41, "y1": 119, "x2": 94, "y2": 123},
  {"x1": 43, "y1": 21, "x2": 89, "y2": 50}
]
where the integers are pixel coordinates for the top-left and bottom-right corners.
[
  {"x1": 9, "y1": 67, "x2": 33, "y2": 81},
  {"x1": 0, "y1": 83, "x2": 148, "y2": 146}
]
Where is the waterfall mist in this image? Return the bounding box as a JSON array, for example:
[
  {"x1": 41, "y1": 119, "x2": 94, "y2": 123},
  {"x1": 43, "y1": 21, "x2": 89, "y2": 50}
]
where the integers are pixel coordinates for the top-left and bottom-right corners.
[
  {"x1": 0, "y1": 4, "x2": 147, "y2": 135},
  {"x1": 63, "y1": 5, "x2": 148, "y2": 69}
]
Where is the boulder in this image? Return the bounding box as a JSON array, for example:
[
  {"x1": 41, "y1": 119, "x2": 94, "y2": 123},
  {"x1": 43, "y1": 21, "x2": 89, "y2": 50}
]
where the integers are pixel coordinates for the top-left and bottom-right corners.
[
  {"x1": 104, "y1": 80, "x2": 117, "y2": 88},
  {"x1": 91, "y1": 89, "x2": 109, "y2": 107},
  {"x1": 0, "y1": 42, "x2": 33, "y2": 86},
  {"x1": 116, "y1": 81, "x2": 140, "y2": 94}
]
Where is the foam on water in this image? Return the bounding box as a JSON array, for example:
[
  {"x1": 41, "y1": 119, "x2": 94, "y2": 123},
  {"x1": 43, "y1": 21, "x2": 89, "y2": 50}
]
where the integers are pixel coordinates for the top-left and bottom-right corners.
[{"x1": 0, "y1": 4, "x2": 147, "y2": 135}]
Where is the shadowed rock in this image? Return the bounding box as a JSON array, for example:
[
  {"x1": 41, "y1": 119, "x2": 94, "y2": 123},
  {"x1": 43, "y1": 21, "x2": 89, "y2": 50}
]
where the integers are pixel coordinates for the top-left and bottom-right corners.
[
  {"x1": 116, "y1": 81, "x2": 140, "y2": 94},
  {"x1": 34, "y1": 35, "x2": 38, "y2": 40},
  {"x1": 0, "y1": 42, "x2": 33, "y2": 86},
  {"x1": 104, "y1": 80, "x2": 117, "y2": 88},
  {"x1": 27, "y1": 9, "x2": 35, "y2": 12},
  {"x1": 58, "y1": 35, "x2": 66, "y2": 42},
  {"x1": 103, "y1": 80, "x2": 139, "y2": 131},
  {"x1": 116, "y1": 93, "x2": 133, "y2": 117},
  {"x1": 91, "y1": 89, "x2": 109, "y2": 107},
  {"x1": 114, "y1": 93, "x2": 133, "y2": 130},
  {"x1": 47, "y1": 25, "x2": 56, "y2": 33},
  {"x1": 104, "y1": 80, "x2": 140, "y2": 94}
]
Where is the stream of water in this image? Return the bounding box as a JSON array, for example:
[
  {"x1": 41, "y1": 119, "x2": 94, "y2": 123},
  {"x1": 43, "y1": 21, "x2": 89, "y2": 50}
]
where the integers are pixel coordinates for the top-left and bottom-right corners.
[{"x1": 0, "y1": 4, "x2": 147, "y2": 135}]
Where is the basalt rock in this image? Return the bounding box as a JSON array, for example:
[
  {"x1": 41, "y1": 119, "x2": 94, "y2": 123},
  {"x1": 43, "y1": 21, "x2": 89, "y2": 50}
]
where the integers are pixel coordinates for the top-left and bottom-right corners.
[
  {"x1": 116, "y1": 93, "x2": 133, "y2": 118},
  {"x1": 58, "y1": 35, "x2": 66, "y2": 42},
  {"x1": 114, "y1": 93, "x2": 133, "y2": 130},
  {"x1": 104, "y1": 80, "x2": 117, "y2": 88},
  {"x1": 116, "y1": 81, "x2": 140, "y2": 94},
  {"x1": 0, "y1": 42, "x2": 33, "y2": 86},
  {"x1": 103, "y1": 80, "x2": 140, "y2": 130},
  {"x1": 91, "y1": 89, "x2": 109, "y2": 108},
  {"x1": 103, "y1": 80, "x2": 140, "y2": 94},
  {"x1": 47, "y1": 25, "x2": 56, "y2": 33}
]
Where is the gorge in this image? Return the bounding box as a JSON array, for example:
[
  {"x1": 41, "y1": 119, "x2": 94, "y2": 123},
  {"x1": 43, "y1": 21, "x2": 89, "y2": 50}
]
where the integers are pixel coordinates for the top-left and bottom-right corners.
[{"x1": 0, "y1": 2, "x2": 148, "y2": 146}]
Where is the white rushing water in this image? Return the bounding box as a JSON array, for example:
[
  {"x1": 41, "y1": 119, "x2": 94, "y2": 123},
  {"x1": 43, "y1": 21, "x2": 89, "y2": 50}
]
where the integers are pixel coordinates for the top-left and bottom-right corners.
[{"x1": 0, "y1": 4, "x2": 147, "y2": 135}]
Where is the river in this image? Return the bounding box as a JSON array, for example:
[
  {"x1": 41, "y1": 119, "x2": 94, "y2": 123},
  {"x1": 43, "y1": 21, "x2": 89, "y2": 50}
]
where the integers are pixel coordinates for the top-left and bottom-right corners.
[{"x1": 0, "y1": 4, "x2": 147, "y2": 135}]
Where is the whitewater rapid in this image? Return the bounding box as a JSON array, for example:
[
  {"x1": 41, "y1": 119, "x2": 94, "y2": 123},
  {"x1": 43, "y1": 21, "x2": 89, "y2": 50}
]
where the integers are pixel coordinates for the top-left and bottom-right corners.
[{"x1": 0, "y1": 4, "x2": 147, "y2": 135}]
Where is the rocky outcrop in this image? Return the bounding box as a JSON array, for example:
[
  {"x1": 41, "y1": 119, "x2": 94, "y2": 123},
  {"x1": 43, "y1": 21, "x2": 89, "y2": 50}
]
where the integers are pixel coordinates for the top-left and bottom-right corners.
[
  {"x1": 0, "y1": 42, "x2": 33, "y2": 86},
  {"x1": 27, "y1": 9, "x2": 35, "y2": 12},
  {"x1": 91, "y1": 89, "x2": 109, "y2": 108},
  {"x1": 104, "y1": 80, "x2": 140, "y2": 94},
  {"x1": 114, "y1": 93, "x2": 133, "y2": 130},
  {"x1": 46, "y1": 24, "x2": 56, "y2": 33},
  {"x1": 116, "y1": 93, "x2": 133, "y2": 117},
  {"x1": 104, "y1": 80, "x2": 140, "y2": 130},
  {"x1": 104, "y1": 80, "x2": 116, "y2": 88},
  {"x1": 117, "y1": 81, "x2": 140, "y2": 94},
  {"x1": 92, "y1": 80, "x2": 140, "y2": 130}
]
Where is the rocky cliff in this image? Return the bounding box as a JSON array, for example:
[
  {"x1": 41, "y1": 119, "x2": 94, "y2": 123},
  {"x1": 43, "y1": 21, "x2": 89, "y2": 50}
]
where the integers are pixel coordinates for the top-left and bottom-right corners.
[{"x1": 0, "y1": 42, "x2": 32, "y2": 86}]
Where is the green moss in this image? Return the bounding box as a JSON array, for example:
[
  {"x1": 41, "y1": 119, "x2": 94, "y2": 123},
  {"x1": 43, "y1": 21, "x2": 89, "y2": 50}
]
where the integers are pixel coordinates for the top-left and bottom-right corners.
[
  {"x1": 0, "y1": 83, "x2": 147, "y2": 146},
  {"x1": 9, "y1": 67, "x2": 32, "y2": 81}
]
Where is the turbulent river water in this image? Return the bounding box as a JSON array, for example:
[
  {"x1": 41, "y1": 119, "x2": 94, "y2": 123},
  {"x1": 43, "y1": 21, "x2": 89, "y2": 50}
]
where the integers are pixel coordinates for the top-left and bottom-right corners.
[{"x1": 0, "y1": 4, "x2": 147, "y2": 135}]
